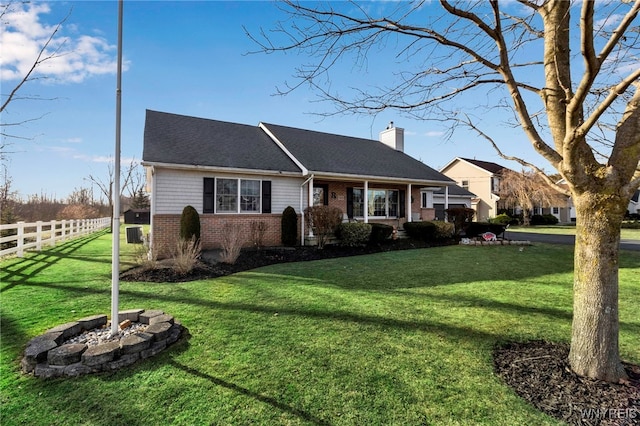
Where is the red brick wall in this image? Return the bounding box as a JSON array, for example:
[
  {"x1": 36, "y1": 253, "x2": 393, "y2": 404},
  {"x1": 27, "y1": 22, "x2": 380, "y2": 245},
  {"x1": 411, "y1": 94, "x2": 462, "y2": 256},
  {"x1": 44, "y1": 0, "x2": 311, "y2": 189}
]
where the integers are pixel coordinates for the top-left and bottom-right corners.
[{"x1": 152, "y1": 213, "x2": 299, "y2": 256}]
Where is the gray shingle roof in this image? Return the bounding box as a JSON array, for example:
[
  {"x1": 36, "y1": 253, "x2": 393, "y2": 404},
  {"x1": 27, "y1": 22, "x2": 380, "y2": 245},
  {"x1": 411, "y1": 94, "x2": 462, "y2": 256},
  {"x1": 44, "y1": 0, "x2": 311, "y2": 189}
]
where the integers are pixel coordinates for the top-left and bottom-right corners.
[
  {"x1": 143, "y1": 110, "x2": 301, "y2": 173},
  {"x1": 143, "y1": 110, "x2": 454, "y2": 184},
  {"x1": 262, "y1": 123, "x2": 453, "y2": 183}
]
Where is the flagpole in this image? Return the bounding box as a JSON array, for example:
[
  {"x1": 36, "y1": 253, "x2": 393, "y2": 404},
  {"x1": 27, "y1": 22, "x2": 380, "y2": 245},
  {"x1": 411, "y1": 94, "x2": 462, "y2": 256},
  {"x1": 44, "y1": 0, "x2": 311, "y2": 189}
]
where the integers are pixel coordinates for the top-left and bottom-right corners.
[{"x1": 111, "y1": 0, "x2": 123, "y2": 336}]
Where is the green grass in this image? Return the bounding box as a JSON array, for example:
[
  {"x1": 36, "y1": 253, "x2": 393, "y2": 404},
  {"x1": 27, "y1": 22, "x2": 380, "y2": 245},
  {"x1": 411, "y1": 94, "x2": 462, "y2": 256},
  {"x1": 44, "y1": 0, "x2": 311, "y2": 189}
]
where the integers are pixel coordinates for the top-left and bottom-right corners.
[
  {"x1": 510, "y1": 224, "x2": 640, "y2": 240},
  {"x1": 2, "y1": 230, "x2": 639, "y2": 425}
]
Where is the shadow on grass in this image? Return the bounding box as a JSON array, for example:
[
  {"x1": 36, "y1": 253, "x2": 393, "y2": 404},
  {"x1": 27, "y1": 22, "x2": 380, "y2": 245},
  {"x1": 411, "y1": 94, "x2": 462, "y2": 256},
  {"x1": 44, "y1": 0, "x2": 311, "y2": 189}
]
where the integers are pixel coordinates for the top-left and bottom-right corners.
[
  {"x1": 168, "y1": 360, "x2": 331, "y2": 426},
  {"x1": 0, "y1": 230, "x2": 110, "y2": 293}
]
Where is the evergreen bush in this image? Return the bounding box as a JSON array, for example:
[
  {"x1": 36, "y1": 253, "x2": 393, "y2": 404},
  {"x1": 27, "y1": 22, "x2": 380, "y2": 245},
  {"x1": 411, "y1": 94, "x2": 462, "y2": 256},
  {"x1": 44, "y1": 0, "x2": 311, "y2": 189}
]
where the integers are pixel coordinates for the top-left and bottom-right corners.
[
  {"x1": 179, "y1": 205, "x2": 200, "y2": 241},
  {"x1": 281, "y1": 206, "x2": 298, "y2": 246},
  {"x1": 403, "y1": 221, "x2": 437, "y2": 241},
  {"x1": 370, "y1": 223, "x2": 394, "y2": 243},
  {"x1": 336, "y1": 222, "x2": 372, "y2": 246}
]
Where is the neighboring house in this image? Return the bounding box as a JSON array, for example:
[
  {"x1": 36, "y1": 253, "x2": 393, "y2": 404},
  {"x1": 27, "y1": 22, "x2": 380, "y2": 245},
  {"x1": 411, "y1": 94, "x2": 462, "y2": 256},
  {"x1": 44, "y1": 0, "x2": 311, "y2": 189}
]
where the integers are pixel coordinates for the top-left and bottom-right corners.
[
  {"x1": 123, "y1": 209, "x2": 150, "y2": 225},
  {"x1": 142, "y1": 110, "x2": 471, "y2": 251},
  {"x1": 628, "y1": 190, "x2": 640, "y2": 217},
  {"x1": 440, "y1": 157, "x2": 506, "y2": 221}
]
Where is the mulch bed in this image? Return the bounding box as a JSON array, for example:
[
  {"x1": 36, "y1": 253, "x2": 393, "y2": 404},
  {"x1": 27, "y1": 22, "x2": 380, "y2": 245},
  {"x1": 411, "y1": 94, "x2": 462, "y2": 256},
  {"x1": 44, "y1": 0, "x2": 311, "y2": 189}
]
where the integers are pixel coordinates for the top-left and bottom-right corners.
[
  {"x1": 120, "y1": 238, "x2": 437, "y2": 283},
  {"x1": 494, "y1": 341, "x2": 639, "y2": 425},
  {"x1": 121, "y1": 240, "x2": 640, "y2": 425}
]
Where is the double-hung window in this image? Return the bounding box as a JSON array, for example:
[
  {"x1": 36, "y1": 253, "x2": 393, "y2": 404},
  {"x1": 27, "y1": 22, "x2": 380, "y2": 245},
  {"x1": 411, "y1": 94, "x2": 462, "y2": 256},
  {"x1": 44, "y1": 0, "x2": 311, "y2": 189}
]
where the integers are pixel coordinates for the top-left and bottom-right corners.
[
  {"x1": 204, "y1": 177, "x2": 268, "y2": 214},
  {"x1": 350, "y1": 188, "x2": 399, "y2": 218}
]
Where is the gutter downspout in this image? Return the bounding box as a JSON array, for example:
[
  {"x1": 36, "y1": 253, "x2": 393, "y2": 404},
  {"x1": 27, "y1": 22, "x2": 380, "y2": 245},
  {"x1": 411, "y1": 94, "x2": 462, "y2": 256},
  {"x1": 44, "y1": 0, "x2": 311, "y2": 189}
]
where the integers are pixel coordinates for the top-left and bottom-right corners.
[{"x1": 300, "y1": 174, "x2": 314, "y2": 246}]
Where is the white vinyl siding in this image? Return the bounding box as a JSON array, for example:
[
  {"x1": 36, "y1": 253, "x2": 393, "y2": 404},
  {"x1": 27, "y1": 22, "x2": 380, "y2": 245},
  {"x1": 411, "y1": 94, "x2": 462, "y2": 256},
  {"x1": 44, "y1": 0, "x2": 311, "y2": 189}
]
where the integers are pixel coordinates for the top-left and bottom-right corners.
[{"x1": 153, "y1": 168, "x2": 302, "y2": 214}]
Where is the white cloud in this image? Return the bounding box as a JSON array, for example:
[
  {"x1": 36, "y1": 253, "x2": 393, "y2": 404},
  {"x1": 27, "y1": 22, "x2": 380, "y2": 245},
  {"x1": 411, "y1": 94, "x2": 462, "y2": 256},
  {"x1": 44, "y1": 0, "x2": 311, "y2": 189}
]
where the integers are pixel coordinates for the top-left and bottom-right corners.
[
  {"x1": 0, "y1": 2, "x2": 125, "y2": 84},
  {"x1": 425, "y1": 131, "x2": 445, "y2": 137}
]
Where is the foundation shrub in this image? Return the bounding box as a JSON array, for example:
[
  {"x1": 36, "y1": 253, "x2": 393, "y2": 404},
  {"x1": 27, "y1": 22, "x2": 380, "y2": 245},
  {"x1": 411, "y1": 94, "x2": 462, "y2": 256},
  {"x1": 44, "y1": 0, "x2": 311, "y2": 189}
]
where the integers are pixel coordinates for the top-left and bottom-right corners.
[
  {"x1": 179, "y1": 205, "x2": 201, "y2": 241},
  {"x1": 370, "y1": 223, "x2": 393, "y2": 243},
  {"x1": 281, "y1": 206, "x2": 298, "y2": 246},
  {"x1": 337, "y1": 222, "x2": 372, "y2": 246},
  {"x1": 304, "y1": 205, "x2": 343, "y2": 249},
  {"x1": 403, "y1": 221, "x2": 437, "y2": 242},
  {"x1": 430, "y1": 221, "x2": 454, "y2": 241}
]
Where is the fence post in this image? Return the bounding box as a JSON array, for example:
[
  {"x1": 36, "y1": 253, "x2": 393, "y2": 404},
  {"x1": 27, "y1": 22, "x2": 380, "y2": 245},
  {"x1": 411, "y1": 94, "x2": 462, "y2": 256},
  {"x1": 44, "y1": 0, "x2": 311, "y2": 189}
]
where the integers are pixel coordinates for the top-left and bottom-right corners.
[
  {"x1": 49, "y1": 220, "x2": 56, "y2": 247},
  {"x1": 16, "y1": 221, "x2": 25, "y2": 257},
  {"x1": 36, "y1": 221, "x2": 43, "y2": 251}
]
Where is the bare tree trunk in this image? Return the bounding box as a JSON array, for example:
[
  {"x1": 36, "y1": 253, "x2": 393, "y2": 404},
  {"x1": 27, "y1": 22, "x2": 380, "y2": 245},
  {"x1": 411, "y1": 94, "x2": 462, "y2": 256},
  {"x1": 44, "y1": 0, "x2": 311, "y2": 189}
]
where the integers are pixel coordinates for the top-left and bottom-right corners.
[{"x1": 569, "y1": 192, "x2": 629, "y2": 382}]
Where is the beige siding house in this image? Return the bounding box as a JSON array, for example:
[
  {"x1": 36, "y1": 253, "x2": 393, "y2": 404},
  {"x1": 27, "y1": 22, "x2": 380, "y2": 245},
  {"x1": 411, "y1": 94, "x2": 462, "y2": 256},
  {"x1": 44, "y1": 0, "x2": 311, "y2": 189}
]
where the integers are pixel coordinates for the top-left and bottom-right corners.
[{"x1": 440, "y1": 157, "x2": 505, "y2": 221}]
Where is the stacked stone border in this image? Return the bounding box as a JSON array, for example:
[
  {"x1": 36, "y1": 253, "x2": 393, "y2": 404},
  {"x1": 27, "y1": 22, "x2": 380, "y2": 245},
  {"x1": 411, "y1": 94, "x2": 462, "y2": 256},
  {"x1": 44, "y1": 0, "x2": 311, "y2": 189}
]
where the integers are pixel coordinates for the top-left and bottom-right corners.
[
  {"x1": 459, "y1": 239, "x2": 532, "y2": 246},
  {"x1": 21, "y1": 309, "x2": 185, "y2": 378}
]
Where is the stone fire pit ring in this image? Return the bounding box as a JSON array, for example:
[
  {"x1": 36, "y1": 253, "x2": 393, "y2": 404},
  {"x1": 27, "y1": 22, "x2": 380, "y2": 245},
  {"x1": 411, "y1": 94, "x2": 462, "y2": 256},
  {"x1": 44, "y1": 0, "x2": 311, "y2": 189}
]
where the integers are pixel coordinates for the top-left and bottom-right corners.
[{"x1": 21, "y1": 309, "x2": 185, "y2": 378}]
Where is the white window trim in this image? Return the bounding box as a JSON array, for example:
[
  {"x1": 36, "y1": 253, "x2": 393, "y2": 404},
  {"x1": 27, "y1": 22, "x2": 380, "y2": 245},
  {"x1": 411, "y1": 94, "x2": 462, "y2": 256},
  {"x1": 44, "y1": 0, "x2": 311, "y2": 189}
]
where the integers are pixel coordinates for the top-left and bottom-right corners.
[
  {"x1": 353, "y1": 187, "x2": 399, "y2": 219},
  {"x1": 215, "y1": 177, "x2": 262, "y2": 214}
]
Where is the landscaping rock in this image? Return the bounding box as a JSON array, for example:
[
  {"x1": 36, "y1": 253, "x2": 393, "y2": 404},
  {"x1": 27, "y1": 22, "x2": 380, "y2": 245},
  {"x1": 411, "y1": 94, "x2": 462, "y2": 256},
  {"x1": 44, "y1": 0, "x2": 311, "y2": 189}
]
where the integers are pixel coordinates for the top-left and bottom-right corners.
[
  {"x1": 139, "y1": 310, "x2": 164, "y2": 324},
  {"x1": 148, "y1": 314, "x2": 174, "y2": 325},
  {"x1": 24, "y1": 333, "x2": 62, "y2": 364},
  {"x1": 118, "y1": 309, "x2": 144, "y2": 322},
  {"x1": 120, "y1": 332, "x2": 153, "y2": 354},
  {"x1": 22, "y1": 310, "x2": 185, "y2": 378},
  {"x1": 47, "y1": 344, "x2": 87, "y2": 366},
  {"x1": 145, "y1": 322, "x2": 172, "y2": 341},
  {"x1": 77, "y1": 315, "x2": 107, "y2": 331},
  {"x1": 46, "y1": 321, "x2": 83, "y2": 339},
  {"x1": 119, "y1": 319, "x2": 132, "y2": 330},
  {"x1": 82, "y1": 341, "x2": 120, "y2": 366}
]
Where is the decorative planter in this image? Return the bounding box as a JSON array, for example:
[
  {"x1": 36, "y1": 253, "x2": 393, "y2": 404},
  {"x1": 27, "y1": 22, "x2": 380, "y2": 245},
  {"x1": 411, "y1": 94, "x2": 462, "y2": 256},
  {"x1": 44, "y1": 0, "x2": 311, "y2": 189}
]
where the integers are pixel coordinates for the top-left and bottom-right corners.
[{"x1": 21, "y1": 309, "x2": 184, "y2": 378}]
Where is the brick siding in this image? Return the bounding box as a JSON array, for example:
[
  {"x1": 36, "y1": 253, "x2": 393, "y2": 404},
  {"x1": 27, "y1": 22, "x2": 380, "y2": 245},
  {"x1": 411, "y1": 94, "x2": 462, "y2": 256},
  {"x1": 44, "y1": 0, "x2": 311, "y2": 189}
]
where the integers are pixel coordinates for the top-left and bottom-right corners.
[{"x1": 152, "y1": 213, "x2": 298, "y2": 256}]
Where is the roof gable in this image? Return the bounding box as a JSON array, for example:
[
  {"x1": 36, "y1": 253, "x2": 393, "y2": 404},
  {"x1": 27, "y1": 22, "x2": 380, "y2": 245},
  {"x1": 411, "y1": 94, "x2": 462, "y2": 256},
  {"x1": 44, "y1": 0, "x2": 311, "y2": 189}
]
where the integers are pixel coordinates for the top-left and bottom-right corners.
[
  {"x1": 143, "y1": 110, "x2": 301, "y2": 173},
  {"x1": 261, "y1": 123, "x2": 452, "y2": 183}
]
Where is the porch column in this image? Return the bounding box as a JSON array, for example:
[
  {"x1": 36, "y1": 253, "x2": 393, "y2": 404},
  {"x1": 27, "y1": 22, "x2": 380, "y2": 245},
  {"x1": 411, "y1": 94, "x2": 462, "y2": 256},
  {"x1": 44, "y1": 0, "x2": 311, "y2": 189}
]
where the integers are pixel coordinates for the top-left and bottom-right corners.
[
  {"x1": 444, "y1": 185, "x2": 449, "y2": 222},
  {"x1": 307, "y1": 176, "x2": 314, "y2": 237},
  {"x1": 363, "y1": 180, "x2": 369, "y2": 223},
  {"x1": 406, "y1": 183, "x2": 412, "y2": 222}
]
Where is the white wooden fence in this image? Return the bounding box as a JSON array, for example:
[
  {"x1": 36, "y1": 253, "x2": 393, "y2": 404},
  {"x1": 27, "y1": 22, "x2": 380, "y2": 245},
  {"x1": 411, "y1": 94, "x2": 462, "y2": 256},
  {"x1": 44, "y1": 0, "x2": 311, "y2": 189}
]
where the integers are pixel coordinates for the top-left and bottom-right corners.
[{"x1": 0, "y1": 217, "x2": 111, "y2": 258}]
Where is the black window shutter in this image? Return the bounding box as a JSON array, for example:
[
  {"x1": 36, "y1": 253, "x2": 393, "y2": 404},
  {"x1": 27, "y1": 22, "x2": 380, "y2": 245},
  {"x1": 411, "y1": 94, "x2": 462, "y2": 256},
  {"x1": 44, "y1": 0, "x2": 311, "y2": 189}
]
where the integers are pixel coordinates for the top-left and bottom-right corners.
[
  {"x1": 322, "y1": 184, "x2": 329, "y2": 205},
  {"x1": 399, "y1": 190, "x2": 406, "y2": 218},
  {"x1": 262, "y1": 180, "x2": 272, "y2": 213},
  {"x1": 346, "y1": 187, "x2": 354, "y2": 219},
  {"x1": 203, "y1": 177, "x2": 215, "y2": 213}
]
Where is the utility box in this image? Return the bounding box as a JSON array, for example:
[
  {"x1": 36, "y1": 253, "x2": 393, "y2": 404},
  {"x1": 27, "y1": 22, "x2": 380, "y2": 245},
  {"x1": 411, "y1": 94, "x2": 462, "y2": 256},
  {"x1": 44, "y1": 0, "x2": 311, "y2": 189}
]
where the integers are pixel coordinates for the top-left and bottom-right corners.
[{"x1": 126, "y1": 226, "x2": 143, "y2": 244}]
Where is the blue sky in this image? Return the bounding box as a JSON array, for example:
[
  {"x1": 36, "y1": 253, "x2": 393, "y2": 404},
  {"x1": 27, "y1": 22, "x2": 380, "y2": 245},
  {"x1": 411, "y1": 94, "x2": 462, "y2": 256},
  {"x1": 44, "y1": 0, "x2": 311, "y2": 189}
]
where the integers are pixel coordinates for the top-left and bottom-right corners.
[{"x1": 2, "y1": 0, "x2": 545, "y2": 200}]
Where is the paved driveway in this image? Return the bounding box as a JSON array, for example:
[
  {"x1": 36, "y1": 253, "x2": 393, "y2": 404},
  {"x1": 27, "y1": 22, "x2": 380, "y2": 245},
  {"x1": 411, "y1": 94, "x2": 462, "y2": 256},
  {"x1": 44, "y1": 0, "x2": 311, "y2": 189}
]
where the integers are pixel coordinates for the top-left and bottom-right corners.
[{"x1": 506, "y1": 231, "x2": 640, "y2": 252}]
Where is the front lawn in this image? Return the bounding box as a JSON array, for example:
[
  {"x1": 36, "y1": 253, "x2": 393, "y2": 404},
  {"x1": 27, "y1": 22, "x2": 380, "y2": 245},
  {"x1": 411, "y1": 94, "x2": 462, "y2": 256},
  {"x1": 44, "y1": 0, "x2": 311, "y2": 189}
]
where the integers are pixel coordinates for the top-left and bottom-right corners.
[
  {"x1": 509, "y1": 224, "x2": 640, "y2": 240},
  {"x1": 1, "y1": 230, "x2": 639, "y2": 425}
]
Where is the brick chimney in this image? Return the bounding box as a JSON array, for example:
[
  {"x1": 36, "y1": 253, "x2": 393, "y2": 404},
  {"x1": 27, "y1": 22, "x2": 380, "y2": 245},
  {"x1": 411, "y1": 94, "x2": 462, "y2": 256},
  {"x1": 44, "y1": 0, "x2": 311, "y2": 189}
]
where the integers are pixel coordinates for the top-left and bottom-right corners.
[{"x1": 379, "y1": 121, "x2": 404, "y2": 152}]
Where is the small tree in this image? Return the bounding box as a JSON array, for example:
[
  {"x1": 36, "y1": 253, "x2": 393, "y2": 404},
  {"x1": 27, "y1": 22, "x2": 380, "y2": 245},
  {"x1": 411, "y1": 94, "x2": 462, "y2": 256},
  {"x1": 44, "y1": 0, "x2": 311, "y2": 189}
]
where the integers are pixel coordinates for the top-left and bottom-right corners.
[
  {"x1": 499, "y1": 169, "x2": 567, "y2": 226},
  {"x1": 281, "y1": 206, "x2": 298, "y2": 246},
  {"x1": 445, "y1": 207, "x2": 475, "y2": 236},
  {"x1": 304, "y1": 205, "x2": 343, "y2": 249},
  {"x1": 180, "y1": 205, "x2": 200, "y2": 242}
]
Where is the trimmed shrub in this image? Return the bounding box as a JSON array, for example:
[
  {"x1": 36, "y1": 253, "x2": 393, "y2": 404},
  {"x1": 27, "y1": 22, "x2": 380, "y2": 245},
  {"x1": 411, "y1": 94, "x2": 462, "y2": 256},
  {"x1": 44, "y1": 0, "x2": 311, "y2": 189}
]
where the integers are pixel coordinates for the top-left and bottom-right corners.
[
  {"x1": 304, "y1": 205, "x2": 343, "y2": 249},
  {"x1": 403, "y1": 221, "x2": 437, "y2": 241},
  {"x1": 337, "y1": 222, "x2": 372, "y2": 246},
  {"x1": 430, "y1": 221, "x2": 455, "y2": 241},
  {"x1": 281, "y1": 206, "x2": 298, "y2": 246},
  {"x1": 490, "y1": 213, "x2": 512, "y2": 225},
  {"x1": 530, "y1": 214, "x2": 558, "y2": 225},
  {"x1": 180, "y1": 205, "x2": 201, "y2": 241},
  {"x1": 370, "y1": 223, "x2": 394, "y2": 243}
]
